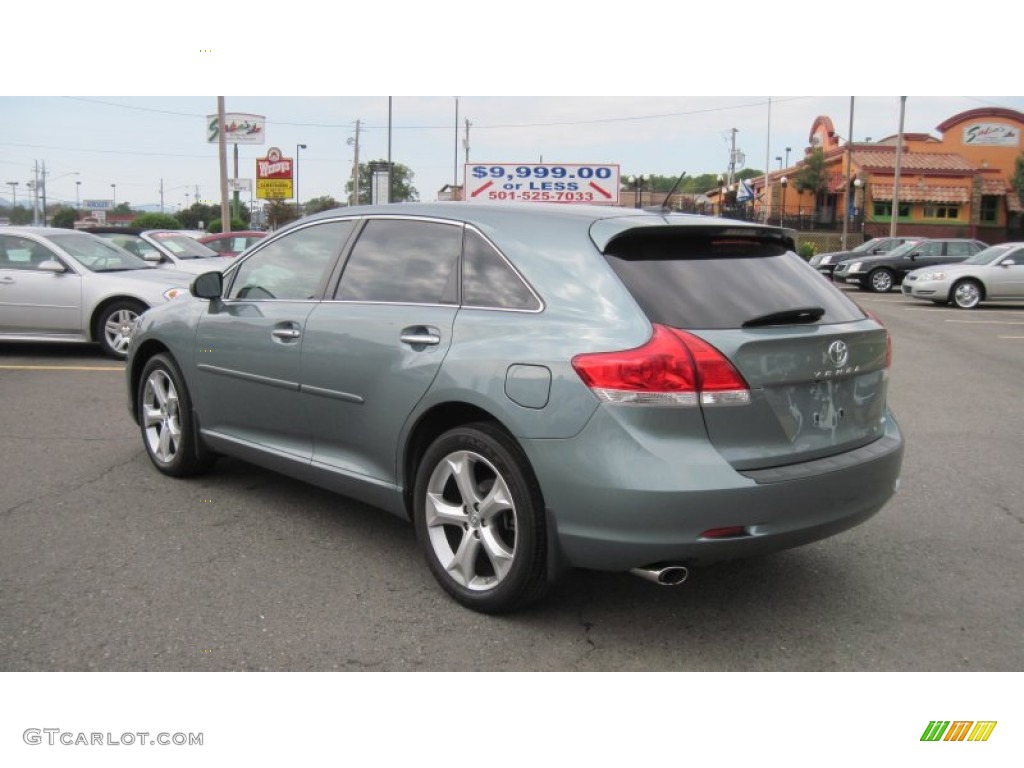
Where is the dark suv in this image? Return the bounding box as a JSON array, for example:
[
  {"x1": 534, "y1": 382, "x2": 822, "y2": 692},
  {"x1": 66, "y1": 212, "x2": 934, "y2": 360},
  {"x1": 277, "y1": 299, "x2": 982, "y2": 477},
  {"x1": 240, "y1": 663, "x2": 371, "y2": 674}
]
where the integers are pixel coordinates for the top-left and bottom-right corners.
[{"x1": 833, "y1": 238, "x2": 988, "y2": 292}]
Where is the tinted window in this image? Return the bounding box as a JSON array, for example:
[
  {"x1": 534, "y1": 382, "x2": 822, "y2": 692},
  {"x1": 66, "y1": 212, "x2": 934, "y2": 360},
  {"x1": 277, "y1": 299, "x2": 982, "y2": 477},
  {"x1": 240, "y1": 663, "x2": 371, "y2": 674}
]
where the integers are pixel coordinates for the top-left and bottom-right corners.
[
  {"x1": 946, "y1": 241, "x2": 975, "y2": 257},
  {"x1": 48, "y1": 233, "x2": 149, "y2": 271},
  {"x1": 462, "y1": 229, "x2": 540, "y2": 310},
  {"x1": 604, "y1": 231, "x2": 864, "y2": 329},
  {"x1": 336, "y1": 219, "x2": 461, "y2": 304},
  {"x1": 0, "y1": 236, "x2": 56, "y2": 270},
  {"x1": 230, "y1": 220, "x2": 352, "y2": 300},
  {"x1": 916, "y1": 242, "x2": 942, "y2": 258}
]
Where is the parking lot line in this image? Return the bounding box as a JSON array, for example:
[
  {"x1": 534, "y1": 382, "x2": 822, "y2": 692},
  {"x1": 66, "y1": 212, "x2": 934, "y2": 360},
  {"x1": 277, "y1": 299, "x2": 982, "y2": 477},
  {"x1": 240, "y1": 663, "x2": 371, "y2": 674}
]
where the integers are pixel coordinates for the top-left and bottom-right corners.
[
  {"x1": 942, "y1": 319, "x2": 1024, "y2": 325},
  {"x1": 0, "y1": 365, "x2": 124, "y2": 371}
]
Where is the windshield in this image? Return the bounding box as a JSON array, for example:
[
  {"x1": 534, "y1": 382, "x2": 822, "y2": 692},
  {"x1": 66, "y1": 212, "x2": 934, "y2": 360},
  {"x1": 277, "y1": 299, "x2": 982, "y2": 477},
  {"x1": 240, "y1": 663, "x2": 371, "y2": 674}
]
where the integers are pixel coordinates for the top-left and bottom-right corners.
[
  {"x1": 961, "y1": 245, "x2": 1013, "y2": 266},
  {"x1": 48, "y1": 233, "x2": 150, "y2": 272},
  {"x1": 147, "y1": 232, "x2": 219, "y2": 260}
]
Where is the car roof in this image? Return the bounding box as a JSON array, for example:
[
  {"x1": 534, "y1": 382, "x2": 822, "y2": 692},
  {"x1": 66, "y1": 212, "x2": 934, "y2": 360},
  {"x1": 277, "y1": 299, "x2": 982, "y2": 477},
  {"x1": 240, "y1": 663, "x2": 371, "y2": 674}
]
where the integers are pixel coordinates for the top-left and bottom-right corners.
[{"x1": 292, "y1": 202, "x2": 793, "y2": 252}]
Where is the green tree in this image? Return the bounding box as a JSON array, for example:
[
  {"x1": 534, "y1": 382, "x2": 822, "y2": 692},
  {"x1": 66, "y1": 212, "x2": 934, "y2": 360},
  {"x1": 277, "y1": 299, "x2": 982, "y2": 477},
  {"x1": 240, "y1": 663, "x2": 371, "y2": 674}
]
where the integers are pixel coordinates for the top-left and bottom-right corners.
[
  {"x1": 345, "y1": 161, "x2": 419, "y2": 204},
  {"x1": 304, "y1": 195, "x2": 342, "y2": 214},
  {"x1": 133, "y1": 212, "x2": 181, "y2": 229},
  {"x1": 1013, "y1": 151, "x2": 1024, "y2": 207},
  {"x1": 795, "y1": 148, "x2": 829, "y2": 196},
  {"x1": 112, "y1": 202, "x2": 134, "y2": 215},
  {"x1": 207, "y1": 218, "x2": 247, "y2": 234},
  {"x1": 175, "y1": 203, "x2": 220, "y2": 231},
  {"x1": 265, "y1": 200, "x2": 299, "y2": 230},
  {"x1": 50, "y1": 206, "x2": 79, "y2": 229}
]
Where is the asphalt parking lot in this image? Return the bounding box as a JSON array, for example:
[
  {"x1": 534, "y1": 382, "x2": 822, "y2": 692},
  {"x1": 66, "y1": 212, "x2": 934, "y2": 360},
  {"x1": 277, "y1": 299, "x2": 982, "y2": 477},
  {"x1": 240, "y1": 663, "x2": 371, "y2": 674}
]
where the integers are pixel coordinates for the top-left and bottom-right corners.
[{"x1": 1, "y1": 286, "x2": 1021, "y2": 671}]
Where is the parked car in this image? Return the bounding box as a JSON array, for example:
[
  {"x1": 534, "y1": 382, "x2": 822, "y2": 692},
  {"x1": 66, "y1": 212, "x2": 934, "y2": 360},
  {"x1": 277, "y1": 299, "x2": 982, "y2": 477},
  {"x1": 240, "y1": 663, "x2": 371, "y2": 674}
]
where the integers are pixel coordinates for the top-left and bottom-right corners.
[
  {"x1": 0, "y1": 227, "x2": 192, "y2": 358},
  {"x1": 126, "y1": 203, "x2": 904, "y2": 613},
  {"x1": 809, "y1": 236, "x2": 916, "y2": 280},
  {"x1": 832, "y1": 238, "x2": 988, "y2": 292},
  {"x1": 197, "y1": 231, "x2": 266, "y2": 257},
  {"x1": 80, "y1": 227, "x2": 227, "y2": 274},
  {"x1": 902, "y1": 242, "x2": 1024, "y2": 308}
]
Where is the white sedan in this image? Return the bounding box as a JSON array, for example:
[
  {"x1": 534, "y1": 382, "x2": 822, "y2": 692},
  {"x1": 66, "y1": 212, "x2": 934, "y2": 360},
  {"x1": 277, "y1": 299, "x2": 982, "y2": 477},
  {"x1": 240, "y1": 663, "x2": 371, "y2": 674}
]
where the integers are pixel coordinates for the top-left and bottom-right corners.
[{"x1": 902, "y1": 242, "x2": 1024, "y2": 308}]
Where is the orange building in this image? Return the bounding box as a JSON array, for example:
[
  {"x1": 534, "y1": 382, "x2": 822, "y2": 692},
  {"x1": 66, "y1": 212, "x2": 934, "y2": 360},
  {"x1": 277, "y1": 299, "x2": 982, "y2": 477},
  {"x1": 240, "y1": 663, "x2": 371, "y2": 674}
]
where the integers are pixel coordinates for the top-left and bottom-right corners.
[{"x1": 751, "y1": 107, "x2": 1023, "y2": 243}]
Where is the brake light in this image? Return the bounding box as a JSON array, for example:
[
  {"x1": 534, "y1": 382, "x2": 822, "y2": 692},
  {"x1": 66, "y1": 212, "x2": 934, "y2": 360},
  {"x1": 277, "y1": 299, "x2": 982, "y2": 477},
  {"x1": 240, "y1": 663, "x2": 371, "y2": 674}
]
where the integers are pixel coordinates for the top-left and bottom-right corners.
[{"x1": 571, "y1": 325, "x2": 750, "y2": 407}]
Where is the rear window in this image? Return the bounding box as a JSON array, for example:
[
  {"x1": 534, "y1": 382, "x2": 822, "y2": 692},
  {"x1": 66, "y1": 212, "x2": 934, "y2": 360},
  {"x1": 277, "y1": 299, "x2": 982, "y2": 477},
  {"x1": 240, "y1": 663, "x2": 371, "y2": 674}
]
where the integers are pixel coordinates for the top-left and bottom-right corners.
[{"x1": 604, "y1": 232, "x2": 865, "y2": 329}]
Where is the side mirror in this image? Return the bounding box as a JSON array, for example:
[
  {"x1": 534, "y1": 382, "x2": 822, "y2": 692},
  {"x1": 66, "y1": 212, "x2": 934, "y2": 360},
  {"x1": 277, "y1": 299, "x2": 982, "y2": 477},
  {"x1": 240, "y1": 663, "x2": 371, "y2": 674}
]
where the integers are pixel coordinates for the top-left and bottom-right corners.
[
  {"x1": 38, "y1": 260, "x2": 66, "y2": 273},
  {"x1": 143, "y1": 252, "x2": 162, "y2": 263},
  {"x1": 1001, "y1": 260, "x2": 1016, "y2": 268},
  {"x1": 191, "y1": 270, "x2": 224, "y2": 300},
  {"x1": 908, "y1": 253, "x2": 918, "y2": 261}
]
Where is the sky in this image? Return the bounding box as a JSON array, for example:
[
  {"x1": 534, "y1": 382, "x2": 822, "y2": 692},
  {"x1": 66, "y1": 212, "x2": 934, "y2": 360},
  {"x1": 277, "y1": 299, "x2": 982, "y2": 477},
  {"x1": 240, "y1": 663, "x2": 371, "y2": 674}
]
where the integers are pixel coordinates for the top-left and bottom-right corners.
[
  {"x1": 5, "y1": 95, "x2": 1024, "y2": 213},
  {"x1": 4, "y1": 3, "x2": 1021, "y2": 214}
]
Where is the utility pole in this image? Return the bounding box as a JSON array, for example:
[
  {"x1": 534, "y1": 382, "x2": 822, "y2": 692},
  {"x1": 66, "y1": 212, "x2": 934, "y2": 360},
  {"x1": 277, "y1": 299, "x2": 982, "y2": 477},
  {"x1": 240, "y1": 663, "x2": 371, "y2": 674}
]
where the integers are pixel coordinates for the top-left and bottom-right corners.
[
  {"x1": 41, "y1": 160, "x2": 48, "y2": 226},
  {"x1": 348, "y1": 120, "x2": 362, "y2": 206},
  {"x1": 463, "y1": 118, "x2": 471, "y2": 166},
  {"x1": 453, "y1": 97, "x2": 459, "y2": 187},
  {"x1": 841, "y1": 96, "x2": 855, "y2": 250},
  {"x1": 727, "y1": 128, "x2": 739, "y2": 188},
  {"x1": 159, "y1": 179, "x2": 165, "y2": 213},
  {"x1": 891, "y1": 97, "x2": 907, "y2": 238},
  {"x1": 217, "y1": 96, "x2": 231, "y2": 234}
]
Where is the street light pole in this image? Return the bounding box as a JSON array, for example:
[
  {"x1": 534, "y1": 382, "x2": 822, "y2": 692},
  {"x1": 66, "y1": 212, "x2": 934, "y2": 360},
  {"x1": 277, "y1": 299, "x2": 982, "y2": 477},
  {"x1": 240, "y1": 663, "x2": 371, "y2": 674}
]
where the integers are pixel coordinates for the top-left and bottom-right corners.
[
  {"x1": 780, "y1": 176, "x2": 788, "y2": 226},
  {"x1": 75, "y1": 181, "x2": 81, "y2": 210},
  {"x1": 111, "y1": 183, "x2": 116, "y2": 209},
  {"x1": 296, "y1": 143, "x2": 307, "y2": 216},
  {"x1": 6, "y1": 181, "x2": 17, "y2": 212}
]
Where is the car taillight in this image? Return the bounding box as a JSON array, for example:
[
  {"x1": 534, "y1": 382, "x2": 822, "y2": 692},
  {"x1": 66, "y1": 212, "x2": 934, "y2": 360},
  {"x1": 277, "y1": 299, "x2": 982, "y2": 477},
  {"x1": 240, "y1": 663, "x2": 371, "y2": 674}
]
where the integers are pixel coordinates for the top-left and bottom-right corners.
[
  {"x1": 571, "y1": 324, "x2": 750, "y2": 407},
  {"x1": 863, "y1": 309, "x2": 893, "y2": 369}
]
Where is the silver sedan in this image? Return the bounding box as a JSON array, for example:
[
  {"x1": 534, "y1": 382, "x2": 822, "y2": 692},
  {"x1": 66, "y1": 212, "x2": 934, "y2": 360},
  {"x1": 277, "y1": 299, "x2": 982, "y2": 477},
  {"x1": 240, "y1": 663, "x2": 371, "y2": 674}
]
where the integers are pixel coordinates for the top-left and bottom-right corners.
[
  {"x1": 902, "y1": 242, "x2": 1024, "y2": 308},
  {"x1": 0, "y1": 227, "x2": 193, "y2": 358}
]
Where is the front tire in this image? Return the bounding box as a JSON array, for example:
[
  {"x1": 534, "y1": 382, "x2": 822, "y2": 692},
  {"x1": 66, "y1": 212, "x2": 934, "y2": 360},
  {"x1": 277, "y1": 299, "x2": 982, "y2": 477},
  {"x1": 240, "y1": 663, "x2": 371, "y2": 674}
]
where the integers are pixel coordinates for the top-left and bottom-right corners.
[
  {"x1": 96, "y1": 300, "x2": 145, "y2": 359},
  {"x1": 867, "y1": 268, "x2": 895, "y2": 293},
  {"x1": 952, "y1": 279, "x2": 983, "y2": 309},
  {"x1": 138, "y1": 353, "x2": 215, "y2": 477},
  {"x1": 413, "y1": 422, "x2": 550, "y2": 613}
]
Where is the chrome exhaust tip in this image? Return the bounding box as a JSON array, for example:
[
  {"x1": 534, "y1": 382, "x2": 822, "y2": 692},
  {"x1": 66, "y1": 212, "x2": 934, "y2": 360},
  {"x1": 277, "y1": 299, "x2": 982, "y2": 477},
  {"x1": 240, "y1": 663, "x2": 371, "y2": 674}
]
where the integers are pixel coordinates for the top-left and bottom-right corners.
[{"x1": 629, "y1": 564, "x2": 690, "y2": 586}]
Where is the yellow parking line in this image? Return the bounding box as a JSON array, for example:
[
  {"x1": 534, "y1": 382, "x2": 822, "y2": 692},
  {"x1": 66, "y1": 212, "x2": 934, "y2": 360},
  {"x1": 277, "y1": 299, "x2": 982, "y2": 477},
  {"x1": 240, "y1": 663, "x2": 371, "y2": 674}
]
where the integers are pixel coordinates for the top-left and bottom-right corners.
[
  {"x1": 943, "y1": 319, "x2": 1024, "y2": 325},
  {"x1": 0, "y1": 365, "x2": 124, "y2": 371},
  {"x1": 998, "y1": 335, "x2": 1024, "y2": 340}
]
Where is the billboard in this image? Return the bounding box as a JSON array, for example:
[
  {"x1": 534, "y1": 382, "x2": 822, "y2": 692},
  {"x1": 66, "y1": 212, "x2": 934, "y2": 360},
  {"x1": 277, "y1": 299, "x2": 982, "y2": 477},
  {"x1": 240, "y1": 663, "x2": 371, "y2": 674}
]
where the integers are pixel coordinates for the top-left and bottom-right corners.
[
  {"x1": 256, "y1": 147, "x2": 293, "y2": 200},
  {"x1": 207, "y1": 113, "x2": 266, "y2": 145},
  {"x1": 464, "y1": 163, "x2": 620, "y2": 204}
]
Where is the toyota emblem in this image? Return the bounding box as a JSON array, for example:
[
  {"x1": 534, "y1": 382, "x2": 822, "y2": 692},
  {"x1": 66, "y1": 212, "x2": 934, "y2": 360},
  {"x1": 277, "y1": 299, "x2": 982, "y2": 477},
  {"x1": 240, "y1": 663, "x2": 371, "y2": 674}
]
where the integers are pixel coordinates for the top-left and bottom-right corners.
[{"x1": 828, "y1": 340, "x2": 850, "y2": 368}]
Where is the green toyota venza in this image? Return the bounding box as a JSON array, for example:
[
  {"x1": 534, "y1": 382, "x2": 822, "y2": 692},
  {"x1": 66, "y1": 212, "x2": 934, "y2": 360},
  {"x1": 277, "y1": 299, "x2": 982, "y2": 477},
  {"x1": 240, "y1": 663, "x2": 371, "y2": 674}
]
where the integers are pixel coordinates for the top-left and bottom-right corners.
[{"x1": 126, "y1": 203, "x2": 904, "y2": 612}]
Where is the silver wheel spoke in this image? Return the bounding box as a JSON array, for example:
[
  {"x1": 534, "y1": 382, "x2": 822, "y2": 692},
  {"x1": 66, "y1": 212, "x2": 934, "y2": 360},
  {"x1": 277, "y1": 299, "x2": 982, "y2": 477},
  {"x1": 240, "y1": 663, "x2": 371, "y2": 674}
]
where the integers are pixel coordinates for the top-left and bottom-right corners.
[
  {"x1": 448, "y1": 529, "x2": 482, "y2": 584},
  {"x1": 479, "y1": 526, "x2": 514, "y2": 581},
  {"x1": 449, "y1": 453, "x2": 483, "y2": 508},
  {"x1": 425, "y1": 491, "x2": 468, "y2": 528},
  {"x1": 478, "y1": 474, "x2": 513, "y2": 524}
]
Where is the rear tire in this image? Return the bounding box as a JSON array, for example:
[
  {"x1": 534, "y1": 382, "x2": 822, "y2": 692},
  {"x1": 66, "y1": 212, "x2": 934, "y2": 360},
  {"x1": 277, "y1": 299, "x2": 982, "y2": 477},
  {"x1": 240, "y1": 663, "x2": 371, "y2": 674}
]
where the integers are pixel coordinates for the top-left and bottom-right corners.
[
  {"x1": 413, "y1": 422, "x2": 550, "y2": 613},
  {"x1": 138, "y1": 353, "x2": 215, "y2": 477}
]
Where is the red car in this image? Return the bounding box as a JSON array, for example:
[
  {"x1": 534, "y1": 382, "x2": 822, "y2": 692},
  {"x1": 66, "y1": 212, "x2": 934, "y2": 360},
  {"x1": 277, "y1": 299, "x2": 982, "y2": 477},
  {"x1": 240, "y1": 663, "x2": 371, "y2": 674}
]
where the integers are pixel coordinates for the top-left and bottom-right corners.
[{"x1": 197, "y1": 231, "x2": 266, "y2": 257}]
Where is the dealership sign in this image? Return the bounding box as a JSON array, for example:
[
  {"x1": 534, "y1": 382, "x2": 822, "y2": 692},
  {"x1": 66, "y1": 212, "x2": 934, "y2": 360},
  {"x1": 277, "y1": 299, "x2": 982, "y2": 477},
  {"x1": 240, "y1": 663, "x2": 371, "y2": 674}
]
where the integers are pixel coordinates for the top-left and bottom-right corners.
[
  {"x1": 963, "y1": 123, "x2": 1019, "y2": 146},
  {"x1": 256, "y1": 147, "x2": 293, "y2": 200},
  {"x1": 207, "y1": 113, "x2": 266, "y2": 144},
  {"x1": 465, "y1": 163, "x2": 620, "y2": 204}
]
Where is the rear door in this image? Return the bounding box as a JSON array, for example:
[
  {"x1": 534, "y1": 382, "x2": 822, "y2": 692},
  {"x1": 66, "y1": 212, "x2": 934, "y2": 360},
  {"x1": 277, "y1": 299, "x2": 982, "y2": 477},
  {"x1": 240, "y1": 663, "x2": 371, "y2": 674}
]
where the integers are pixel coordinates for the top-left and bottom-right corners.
[
  {"x1": 603, "y1": 228, "x2": 889, "y2": 470},
  {"x1": 0, "y1": 234, "x2": 82, "y2": 335}
]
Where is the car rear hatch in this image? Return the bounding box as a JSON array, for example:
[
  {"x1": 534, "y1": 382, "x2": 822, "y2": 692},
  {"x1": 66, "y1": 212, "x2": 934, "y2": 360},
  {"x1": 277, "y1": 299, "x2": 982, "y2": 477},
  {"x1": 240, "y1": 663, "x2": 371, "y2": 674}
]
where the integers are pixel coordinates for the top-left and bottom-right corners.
[{"x1": 595, "y1": 224, "x2": 890, "y2": 471}]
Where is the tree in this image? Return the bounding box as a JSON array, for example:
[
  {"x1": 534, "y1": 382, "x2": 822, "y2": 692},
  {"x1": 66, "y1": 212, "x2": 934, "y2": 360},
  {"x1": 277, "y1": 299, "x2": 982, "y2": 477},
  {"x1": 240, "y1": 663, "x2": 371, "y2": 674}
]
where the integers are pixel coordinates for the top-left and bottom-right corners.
[
  {"x1": 1013, "y1": 152, "x2": 1024, "y2": 208},
  {"x1": 304, "y1": 195, "x2": 343, "y2": 215},
  {"x1": 795, "y1": 148, "x2": 829, "y2": 196},
  {"x1": 207, "y1": 218, "x2": 247, "y2": 234},
  {"x1": 133, "y1": 212, "x2": 181, "y2": 229},
  {"x1": 112, "y1": 202, "x2": 134, "y2": 215},
  {"x1": 345, "y1": 161, "x2": 419, "y2": 205},
  {"x1": 176, "y1": 203, "x2": 220, "y2": 231},
  {"x1": 265, "y1": 200, "x2": 299, "y2": 230},
  {"x1": 50, "y1": 206, "x2": 79, "y2": 229}
]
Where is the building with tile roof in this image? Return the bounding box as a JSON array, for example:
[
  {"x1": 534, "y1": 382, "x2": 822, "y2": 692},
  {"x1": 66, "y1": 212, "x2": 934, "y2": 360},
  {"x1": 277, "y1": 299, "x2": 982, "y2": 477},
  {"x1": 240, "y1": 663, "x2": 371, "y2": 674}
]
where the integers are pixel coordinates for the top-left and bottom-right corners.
[{"x1": 748, "y1": 107, "x2": 1023, "y2": 244}]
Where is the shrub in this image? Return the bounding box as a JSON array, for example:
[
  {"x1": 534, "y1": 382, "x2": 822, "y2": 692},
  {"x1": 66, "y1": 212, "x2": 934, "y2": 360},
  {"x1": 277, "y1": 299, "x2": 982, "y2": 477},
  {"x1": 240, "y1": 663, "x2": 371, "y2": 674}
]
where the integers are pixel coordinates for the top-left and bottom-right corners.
[
  {"x1": 798, "y1": 242, "x2": 817, "y2": 261},
  {"x1": 133, "y1": 212, "x2": 181, "y2": 229}
]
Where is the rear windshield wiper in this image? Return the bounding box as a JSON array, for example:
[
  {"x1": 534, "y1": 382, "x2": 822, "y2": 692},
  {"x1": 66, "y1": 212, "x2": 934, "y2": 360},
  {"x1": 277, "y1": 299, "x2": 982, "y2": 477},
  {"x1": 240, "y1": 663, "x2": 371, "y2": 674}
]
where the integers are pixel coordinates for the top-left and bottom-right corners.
[{"x1": 742, "y1": 306, "x2": 825, "y2": 328}]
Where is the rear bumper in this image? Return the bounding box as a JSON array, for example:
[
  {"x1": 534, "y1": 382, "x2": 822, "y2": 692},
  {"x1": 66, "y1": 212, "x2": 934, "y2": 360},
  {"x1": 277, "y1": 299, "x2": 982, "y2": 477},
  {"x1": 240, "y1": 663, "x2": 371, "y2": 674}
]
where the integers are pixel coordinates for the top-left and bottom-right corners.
[{"x1": 523, "y1": 407, "x2": 904, "y2": 572}]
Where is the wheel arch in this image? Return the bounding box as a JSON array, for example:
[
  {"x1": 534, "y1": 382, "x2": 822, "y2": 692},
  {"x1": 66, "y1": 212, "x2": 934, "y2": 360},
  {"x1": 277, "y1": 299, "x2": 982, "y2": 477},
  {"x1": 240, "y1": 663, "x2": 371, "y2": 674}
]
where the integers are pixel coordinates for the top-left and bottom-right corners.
[
  {"x1": 400, "y1": 401, "x2": 510, "y2": 520},
  {"x1": 89, "y1": 295, "x2": 149, "y2": 343},
  {"x1": 127, "y1": 339, "x2": 173, "y2": 424}
]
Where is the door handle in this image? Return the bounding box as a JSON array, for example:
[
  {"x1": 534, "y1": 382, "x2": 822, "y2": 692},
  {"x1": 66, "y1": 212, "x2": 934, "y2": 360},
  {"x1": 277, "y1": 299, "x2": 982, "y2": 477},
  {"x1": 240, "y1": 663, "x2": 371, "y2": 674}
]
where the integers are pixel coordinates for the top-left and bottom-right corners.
[
  {"x1": 0, "y1": 276, "x2": 14, "y2": 284},
  {"x1": 272, "y1": 328, "x2": 301, "y2": 341},
  {"x1": 400, "y1": 326, "x2": 441, "y2": 346}
]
